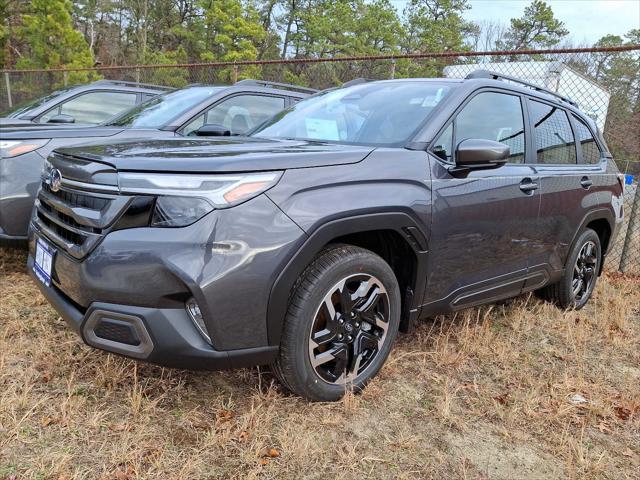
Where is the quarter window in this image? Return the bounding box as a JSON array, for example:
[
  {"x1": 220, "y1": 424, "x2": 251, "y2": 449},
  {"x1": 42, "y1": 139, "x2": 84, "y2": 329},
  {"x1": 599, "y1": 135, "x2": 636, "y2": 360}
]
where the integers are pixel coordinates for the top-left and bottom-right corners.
[
  {"x1": 572, "y1": 115, "x2": 601, "y2": 164},
  {"x1": 454, "y1": 92, "x2": 526, "y2": 163},
  {"x1": 39, "y1": 91, "x2": 138, "y2": 124},
  {"x1": 432, "y1": 124, "x2": 453, "y2": 162},
  {"x1": 529, "y1": 100, "x2": 577, "y2": 164},
  {"x1": 183, "y1": 95, "x2": 286, "y2": 136}
]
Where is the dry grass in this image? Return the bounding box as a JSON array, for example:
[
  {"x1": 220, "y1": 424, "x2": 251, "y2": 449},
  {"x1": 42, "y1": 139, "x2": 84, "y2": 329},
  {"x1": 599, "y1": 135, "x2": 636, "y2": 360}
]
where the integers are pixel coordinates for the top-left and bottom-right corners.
[{"x1": 1, "y1": 247, "x2": 639, "y2": 480}]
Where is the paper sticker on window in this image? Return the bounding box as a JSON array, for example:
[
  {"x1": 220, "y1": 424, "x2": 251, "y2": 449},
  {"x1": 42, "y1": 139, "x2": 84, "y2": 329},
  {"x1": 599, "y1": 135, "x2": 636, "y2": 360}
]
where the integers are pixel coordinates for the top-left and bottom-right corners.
[{"x1": 305, "y1": 118, "x2": 340, "y2": 140}]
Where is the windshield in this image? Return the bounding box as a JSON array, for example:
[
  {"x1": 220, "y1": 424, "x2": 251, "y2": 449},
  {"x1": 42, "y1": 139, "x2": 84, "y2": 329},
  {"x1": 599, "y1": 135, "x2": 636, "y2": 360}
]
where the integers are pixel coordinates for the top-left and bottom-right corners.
[
  {"x1": 252, "y1": 81, "x2": 452, "y2": 146},
  {"x1": 2, "y1": 86, "x2": 75, "y2": 118},
  {"x1": 106, "y1": 86, "x2": 222, "y2": 128}
]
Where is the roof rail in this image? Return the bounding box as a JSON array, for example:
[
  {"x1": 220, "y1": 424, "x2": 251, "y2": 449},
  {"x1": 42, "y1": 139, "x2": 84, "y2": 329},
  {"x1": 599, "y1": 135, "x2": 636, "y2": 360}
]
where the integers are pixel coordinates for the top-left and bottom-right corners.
[
  {"x1": 234, "y1": 79, "x2": 317, "y2": 94},
  {"x1": 466, "y1": 69, "x2": 578, "y2": 107},
  {"x1": 92, "y1": 79, "x2": 174, "y2": 91},
  {"x1": 342, "y1": 77, "x2": 376, "y2": 87}
]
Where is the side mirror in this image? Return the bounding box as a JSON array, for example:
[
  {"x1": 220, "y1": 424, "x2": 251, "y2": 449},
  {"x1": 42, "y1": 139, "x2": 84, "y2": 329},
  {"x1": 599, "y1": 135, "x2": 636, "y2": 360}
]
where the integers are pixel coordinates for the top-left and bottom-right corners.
[
  {"x1": 456, "y1": 139, "x2": 510, "y2": 168},
  {"x1": 195, "y1": 124, "x2": 231, "y2": 137},
  {"x1": 47, "y1": 114, "x2": 75, "y2": 124}
]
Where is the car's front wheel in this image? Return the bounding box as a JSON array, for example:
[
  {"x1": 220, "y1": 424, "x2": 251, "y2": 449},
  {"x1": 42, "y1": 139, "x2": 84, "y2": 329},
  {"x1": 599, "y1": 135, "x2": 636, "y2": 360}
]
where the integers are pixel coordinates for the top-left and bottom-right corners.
[{"x1": 273, "y1": 244, "x2": 401, "y2": 401}]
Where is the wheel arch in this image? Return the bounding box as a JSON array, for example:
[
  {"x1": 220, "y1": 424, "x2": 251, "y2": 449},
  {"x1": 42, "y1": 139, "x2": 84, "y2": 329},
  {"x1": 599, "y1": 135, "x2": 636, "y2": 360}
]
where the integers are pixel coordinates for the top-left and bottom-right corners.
[
  {"x1": 570, "y1": 208, "x2": 615, "y2": 275},
  {"x1": 266, "y1": 212, "x2": 429, "y2": 346}
]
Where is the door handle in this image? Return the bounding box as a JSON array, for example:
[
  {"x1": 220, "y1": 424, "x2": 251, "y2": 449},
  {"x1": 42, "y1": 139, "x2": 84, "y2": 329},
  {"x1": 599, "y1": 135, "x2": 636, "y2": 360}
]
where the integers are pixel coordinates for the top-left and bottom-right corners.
[
  {"x1": 519, "y1": 178, "x2": 538, "y2": 193},
  {"x1": 580, "y1": 176, "x2": 593, "y2": 189}
]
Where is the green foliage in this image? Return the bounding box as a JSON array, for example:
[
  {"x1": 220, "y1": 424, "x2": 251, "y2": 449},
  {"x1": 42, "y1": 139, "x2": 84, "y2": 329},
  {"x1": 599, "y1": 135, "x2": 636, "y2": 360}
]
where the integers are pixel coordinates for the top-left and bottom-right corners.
[
  {"x1": 16, "y1": 0, "x2": 95, "y2": 72},
  {"x1": 497, "y1": 0, "x2": 568, "y2": 51}
]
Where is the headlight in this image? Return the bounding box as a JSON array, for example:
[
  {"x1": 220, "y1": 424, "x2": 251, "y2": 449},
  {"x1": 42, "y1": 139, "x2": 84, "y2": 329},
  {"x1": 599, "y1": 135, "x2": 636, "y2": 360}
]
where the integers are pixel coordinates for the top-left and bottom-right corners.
[
  {"x1": 118, "y1": 171, "x2": 282, "y2": 227},
  {"x1": 0, "y1": 139, "x2": 50, "y2": 158}
]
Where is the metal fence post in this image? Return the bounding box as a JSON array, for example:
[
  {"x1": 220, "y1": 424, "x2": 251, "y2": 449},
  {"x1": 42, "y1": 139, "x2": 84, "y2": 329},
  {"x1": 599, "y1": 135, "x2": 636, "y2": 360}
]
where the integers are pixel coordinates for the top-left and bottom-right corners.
[
  {"x1": 232, "y1": 64, "x2": 238, "y2": 83},
  {"x1": 390, "y1": 59, "x2": 396, "y2": 79},
  {"x1": 135, "y1": 68, "x2": 141, "y2": 84},
  {"x1": 620, "y1": 183, "x2": 640, "y2": 273},
  {"x1": 63, "y1": 71, "x2": 68, "y2": 87},
  {"x1": 4, "y1": 72, "x2": 12, "y2": 108}
]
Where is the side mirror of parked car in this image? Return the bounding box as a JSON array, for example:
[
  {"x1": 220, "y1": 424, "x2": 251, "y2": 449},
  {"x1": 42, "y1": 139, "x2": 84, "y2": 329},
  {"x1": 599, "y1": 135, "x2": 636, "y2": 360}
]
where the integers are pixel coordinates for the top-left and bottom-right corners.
[
  {"x1": 455, "y1": 139, "x2": 510, "y2": 168},
  {"x1": 47, "y1": 114, "x2": 76, "y2": 124},
  {"x1": 195, "y1": 124, "x2": 231, "y2": 137}
]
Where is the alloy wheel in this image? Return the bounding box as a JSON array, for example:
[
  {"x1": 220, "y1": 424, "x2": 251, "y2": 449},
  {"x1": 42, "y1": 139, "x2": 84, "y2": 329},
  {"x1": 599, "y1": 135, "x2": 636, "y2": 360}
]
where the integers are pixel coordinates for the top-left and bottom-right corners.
[
  {"x1": 572, "y1": 240, "x2": 598, "y2": 302},
  {"x1": 308, "y1": 274, "x2": 390, "y2": 385}
]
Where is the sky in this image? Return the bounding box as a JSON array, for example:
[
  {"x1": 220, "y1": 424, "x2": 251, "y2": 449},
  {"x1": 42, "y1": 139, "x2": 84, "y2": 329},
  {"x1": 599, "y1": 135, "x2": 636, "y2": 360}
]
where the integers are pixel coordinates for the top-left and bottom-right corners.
[{"x1": 391, "y1": 0, "x2": 640, "y2": 45}]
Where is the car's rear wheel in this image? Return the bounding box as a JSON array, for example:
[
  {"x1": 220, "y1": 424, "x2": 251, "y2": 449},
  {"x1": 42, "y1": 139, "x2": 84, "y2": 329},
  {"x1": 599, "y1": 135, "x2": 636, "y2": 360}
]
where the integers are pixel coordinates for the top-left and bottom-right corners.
[
  {"x1": 539, "y1": 228, "x2": 601, "y2": 310},
  {"x1": 273, "y1": 244, "x2": 400, "y2": 401}
]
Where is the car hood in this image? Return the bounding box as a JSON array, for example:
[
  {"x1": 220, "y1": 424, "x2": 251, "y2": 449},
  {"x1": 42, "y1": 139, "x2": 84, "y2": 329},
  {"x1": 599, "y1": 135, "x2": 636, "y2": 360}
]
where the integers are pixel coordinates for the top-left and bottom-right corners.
[
  {"x1": 55, "y1": 137, "x2": 375, "y2": 172},
  {"x1": 0, "y1": 125, "x2": 127, "y2": 139}
]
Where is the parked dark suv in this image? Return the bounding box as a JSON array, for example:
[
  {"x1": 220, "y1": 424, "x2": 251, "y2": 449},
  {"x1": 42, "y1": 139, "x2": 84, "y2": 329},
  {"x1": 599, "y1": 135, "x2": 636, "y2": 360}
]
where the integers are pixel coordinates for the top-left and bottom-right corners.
[
  {"x1": 28, "y1": 71, "x2": 625, "y2": 401},
  {"x1": 1, "y1": 80, "x2": 313, "y2": 242}
]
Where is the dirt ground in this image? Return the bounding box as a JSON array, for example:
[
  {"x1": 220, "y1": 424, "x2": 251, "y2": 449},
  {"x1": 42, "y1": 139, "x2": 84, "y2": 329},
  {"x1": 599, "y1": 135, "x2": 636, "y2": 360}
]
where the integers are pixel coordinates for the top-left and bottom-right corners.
[{"x1": 1, "y1": 247, "x2": 639, "y2": 479}]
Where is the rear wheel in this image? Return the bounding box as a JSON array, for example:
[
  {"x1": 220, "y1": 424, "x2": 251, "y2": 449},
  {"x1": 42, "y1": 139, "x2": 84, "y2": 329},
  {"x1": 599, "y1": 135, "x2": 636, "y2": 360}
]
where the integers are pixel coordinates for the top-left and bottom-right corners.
[
  {"x1": 273, "y1": 244, "x2": 401, "y2": 401},
  {"x1": 539, "y1": 228, "x2": 601, "y2": 310}
]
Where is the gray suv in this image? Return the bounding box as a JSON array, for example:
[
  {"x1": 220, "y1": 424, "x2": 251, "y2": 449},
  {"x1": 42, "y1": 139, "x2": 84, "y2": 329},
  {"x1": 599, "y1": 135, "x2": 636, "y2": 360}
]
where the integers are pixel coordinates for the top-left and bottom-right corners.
[{"x1": 27, "y1": 72, "x2": 625, "y2": 401}]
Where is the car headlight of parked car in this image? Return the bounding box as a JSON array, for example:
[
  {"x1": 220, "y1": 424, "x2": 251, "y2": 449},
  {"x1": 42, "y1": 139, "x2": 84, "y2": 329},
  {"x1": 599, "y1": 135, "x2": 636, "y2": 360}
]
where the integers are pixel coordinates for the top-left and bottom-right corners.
[
  {"x1": 0, "y1": 139, "x2": 50, "y2": 158},
  {"x1": 118, "y1": 171, "x2": 283, "y2": 227}
]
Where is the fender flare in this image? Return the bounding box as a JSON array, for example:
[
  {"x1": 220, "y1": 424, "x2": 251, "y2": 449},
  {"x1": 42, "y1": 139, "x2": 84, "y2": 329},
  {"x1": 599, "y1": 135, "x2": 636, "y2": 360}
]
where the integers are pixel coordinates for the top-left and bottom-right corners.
[{"x1": 266, "y1": 211, "x2": 430, "y2": 346}]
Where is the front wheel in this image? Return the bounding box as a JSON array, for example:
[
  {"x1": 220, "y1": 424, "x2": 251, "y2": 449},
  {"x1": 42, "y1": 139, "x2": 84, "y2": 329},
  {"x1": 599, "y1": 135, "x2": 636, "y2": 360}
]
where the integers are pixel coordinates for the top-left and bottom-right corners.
[
  {"x1": 539, "y1": 228, "x2": 602, "y2": 310},
  {"x1": 273, "y1": 244, "x2": 401, "y2": 401}
]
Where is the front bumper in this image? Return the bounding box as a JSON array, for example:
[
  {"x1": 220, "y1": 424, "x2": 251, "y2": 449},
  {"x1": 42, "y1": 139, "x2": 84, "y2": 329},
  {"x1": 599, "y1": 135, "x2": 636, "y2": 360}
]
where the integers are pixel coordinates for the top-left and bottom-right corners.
[
  {"x1": 28, "y1": 194, "x2": 306, "y2": 368},
  {"x1": 28, "y1": 255, "x2": 278, "y2": 369}
]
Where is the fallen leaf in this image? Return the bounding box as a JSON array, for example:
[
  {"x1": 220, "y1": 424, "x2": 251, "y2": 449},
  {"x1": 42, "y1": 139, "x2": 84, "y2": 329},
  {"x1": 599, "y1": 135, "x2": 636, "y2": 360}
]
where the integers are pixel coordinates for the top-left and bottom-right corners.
[
  {"x1": 111, "y1": 423, "x2": 130, "y2": 432},
  {"x1": 622, "y1": 448, "x2": 634, "y2": 457},
  {"x1": 269, "y1": 448, "x2": 280, "y2": 458},
  {"x1": 41, "y1": 417, "x2": 55, "y2": 427},
  {"x1": 614, "y1": 406, "x2": 631, "y2": 421}
]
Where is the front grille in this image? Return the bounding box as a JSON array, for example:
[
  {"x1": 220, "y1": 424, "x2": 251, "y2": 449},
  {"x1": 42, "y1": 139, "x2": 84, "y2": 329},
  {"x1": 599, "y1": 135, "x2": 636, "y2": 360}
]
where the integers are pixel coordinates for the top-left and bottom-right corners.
[
  {"x1": 42, "y1": 182, "x2": 110, "y2": 210},
  {"x1": 36, "y1": 210, "x2": 87, "y2": 246},
  {"x1": 34, "y1": 176, "x2": 132, "y2": 259}
]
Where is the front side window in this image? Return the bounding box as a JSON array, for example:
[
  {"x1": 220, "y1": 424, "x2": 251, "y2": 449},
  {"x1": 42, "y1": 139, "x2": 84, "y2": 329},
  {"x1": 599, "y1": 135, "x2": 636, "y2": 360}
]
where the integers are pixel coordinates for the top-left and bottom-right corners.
[
  {"x1": 454, "y1": 91, "x2": 526, "y2": 163},
  {"x1": 253, "y1": 82, "x2": 452, "y2": 146},
  {"x1": 183, "y1": 95, "x2": 286, "y2": 136},
  {"x1": 39, "y1": 91, "x2": 138, "y2": 124},
  {"x1": 530, "y1": 100, "x2": 576, "y2": 164},
  {"x1": 572, "y1": 114, "x2": 601, "y2": 164}
]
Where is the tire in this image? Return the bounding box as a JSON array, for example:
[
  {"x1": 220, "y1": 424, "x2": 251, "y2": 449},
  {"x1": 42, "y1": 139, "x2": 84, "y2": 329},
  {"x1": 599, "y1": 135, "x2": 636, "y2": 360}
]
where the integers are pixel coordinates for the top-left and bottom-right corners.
[
  {"x1": 538, "y1": 228, "x2": 601, "y2": 310},
  {"x1": 273, "y1": 244, "x2": 401, "y2": 401}
]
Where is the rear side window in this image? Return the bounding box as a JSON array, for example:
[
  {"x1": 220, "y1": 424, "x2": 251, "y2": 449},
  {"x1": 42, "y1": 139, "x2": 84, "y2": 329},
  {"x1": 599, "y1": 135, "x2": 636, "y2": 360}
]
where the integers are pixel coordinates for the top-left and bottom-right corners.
[
  {"x1": 572, "y1": 115, "x2": 601, "y2": 164},
  {"x1": 454, "y1": 92, "x2": 526, "y2": 163},
  {"x1": 39, "y1": 91, "x2": 138, "y2": 124},
  {"x1": 530, "y1": 100, "x2": 576, "y2": 164}
]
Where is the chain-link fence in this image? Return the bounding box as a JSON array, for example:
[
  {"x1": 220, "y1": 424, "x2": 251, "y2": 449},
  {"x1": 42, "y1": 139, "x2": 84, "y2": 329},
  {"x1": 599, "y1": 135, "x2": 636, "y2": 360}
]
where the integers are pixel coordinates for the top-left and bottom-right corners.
[{"x1": 1, "y1": 47, "x2": 638, "y2": 273}]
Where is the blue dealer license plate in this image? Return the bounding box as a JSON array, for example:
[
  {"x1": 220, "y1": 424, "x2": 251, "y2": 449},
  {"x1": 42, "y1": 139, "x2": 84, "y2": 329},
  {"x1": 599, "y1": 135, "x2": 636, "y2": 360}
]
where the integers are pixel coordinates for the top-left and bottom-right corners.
[{"x1": 33, "y1": 237, "x2": 55, "y2": 287}]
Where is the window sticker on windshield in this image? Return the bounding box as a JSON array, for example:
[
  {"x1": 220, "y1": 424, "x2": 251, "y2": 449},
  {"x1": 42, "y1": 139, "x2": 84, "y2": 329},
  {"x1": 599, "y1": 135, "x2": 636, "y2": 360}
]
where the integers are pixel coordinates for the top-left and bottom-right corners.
[
  {"x1": 422, "y1": 88, "x2": 446, "y2": 107},
  {"x1": 305, "y1": 118, "x2": 340, "y2": 141}
]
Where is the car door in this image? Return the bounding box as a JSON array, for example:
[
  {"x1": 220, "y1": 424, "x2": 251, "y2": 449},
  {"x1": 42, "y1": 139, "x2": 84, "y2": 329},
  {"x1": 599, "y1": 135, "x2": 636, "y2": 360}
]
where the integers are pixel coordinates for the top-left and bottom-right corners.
[
  {"x1": 179, "y1": 94, "x2": 287, "y2": 136},
  {"x1": 37, "y1": 90, "x2": 139, "y2": 125},
  {"x1": 527, "y1": 99, "x2": 609, "y2": 277},
  {"x1": 424, "y1": 90, "x2": 542, "y2": 311}
]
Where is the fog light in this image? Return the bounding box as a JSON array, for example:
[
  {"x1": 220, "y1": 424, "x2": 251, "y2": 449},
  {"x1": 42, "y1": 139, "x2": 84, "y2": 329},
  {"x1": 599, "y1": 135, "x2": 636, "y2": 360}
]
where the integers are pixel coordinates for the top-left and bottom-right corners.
[{"x1": 186, "y1": 298, "x2": 211, "y2": 344}]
